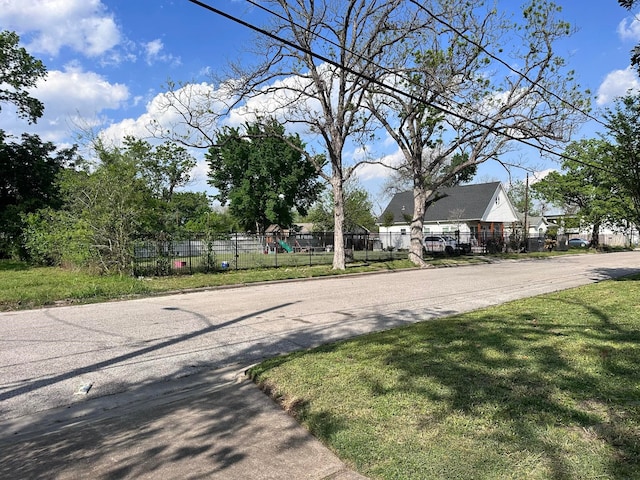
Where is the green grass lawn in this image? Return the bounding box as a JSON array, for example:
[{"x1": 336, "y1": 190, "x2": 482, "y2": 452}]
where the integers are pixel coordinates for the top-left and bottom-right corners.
[
  {"x1": 0, "y1": 250, "x2": 596, "y2": 311},
  {"x1": 0, "y1": 251, "x2": 576, "y2": 311},
  {"x1": 249, "y1": 275, "x2": 640, "y2": 480},
  {"x1": 0, "y1": 259, "x2": 416, "y2": 311}
]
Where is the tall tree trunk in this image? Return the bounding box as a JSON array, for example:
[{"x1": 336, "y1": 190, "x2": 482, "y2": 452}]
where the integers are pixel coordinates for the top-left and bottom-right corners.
[
  {"x1": 590, "y1": 221, "x2": 600, "y2": 248},
  {"x1": 331, "y1": 175, "x2": 346, "y2": 270},
  {"x1": 409, "y1": 186, "x2": 430, "y2": 267}
]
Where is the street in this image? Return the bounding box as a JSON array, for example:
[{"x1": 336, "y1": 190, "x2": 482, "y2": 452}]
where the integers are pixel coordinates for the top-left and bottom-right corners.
[
  {"x1": 2, "y1": 252, "x2": 639, "y2": 428},
  {"x1": 1, "y1": 252, "x2": 639, "y2": 479}
]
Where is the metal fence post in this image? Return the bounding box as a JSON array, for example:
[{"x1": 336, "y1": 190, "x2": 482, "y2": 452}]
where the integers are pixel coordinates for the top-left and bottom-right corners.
[
  {"x1": 365, "y1": 233, "x2": 369, "y2": 262},
  {"x1": 275, "y1": 235, "x2": 278, "y2": 268},
  {"x1": 234, "y1": 232, "x2": 239, "y2": 270}
]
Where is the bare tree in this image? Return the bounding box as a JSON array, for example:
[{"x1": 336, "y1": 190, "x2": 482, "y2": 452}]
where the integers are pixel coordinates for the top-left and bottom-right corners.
[
  {"x1": 151, "y1": 0, "x2": 412, "y2": 270},
  {"x1": 147, "y1": 80, "x2": 241, "y2": 149},
  {"x1": 234, "y1": 0, "x2": 421, "y2": 269},
  {"x1": 365, "y1": 0, "x2": 589, "y2": 266}
]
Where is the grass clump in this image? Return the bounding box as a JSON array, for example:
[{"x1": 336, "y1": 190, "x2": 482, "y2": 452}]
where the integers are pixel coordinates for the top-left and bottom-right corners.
[{"x1": 249, "y1": 275, "x2": 640, "y2": 480}]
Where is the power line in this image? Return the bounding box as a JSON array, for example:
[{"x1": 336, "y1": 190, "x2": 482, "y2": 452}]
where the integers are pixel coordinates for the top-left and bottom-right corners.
[
  {"x1": 248, "y1": 0, "x2": 599, "y2": 135},
  {"x1": 186, "y1": 0, "x2": 613, "y2": 174},
  {"x1": 406, "y1": 0, "x2": 604, "y2": 131}
]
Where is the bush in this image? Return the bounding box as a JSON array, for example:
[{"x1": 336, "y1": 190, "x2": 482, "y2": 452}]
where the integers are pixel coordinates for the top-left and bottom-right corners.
[{"x1": 22, "y1": 209, "x2": 93, "y2": 267}]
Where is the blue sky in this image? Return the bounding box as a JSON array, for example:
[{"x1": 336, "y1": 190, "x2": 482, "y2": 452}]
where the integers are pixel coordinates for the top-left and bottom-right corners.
[{"x1": 2, "y1": 1, "x2": 640, "y2": 211}]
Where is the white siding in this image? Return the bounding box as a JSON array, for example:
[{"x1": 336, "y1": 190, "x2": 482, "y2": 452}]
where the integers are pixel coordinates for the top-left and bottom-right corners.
[{"x1": 484, "y1": 189, "x2": 519, "y2": 223}]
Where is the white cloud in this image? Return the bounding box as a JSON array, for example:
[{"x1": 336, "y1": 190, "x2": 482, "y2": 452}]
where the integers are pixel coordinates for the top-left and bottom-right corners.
[
  {"x1": 143, "y1": 39, "x2": 181, "y2": 66},
  {"x1": 529, "y1": 169, "x2": 555, "y2": 184},
  {"x1": 98, "y1": 83, "x2": 234, "y2": 145},
  {"x1": 145, "y1": 40, "x2": 164, "y2": 60},
  {"x1": 354, "y1": 148, "x2": 404, "y2": 182},
  {"x1": 596, "y1": 66, "x2": 640, "y2": 105},
  {"x1": 39, "y1": 65, "x2": 129, "y2": 111},
  {"x1": 0, "y1": 0, "x2": 121, "y2": 57},
  {"x1": 618, "y1": 16, "x2": 640, "y2": 42},
  {"x1": 0, "y1": 65, "x2": 129, "y2": 142}
]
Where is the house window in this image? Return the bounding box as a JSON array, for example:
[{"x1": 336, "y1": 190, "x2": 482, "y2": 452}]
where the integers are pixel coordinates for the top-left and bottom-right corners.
[
  {"x1": 400, "y1": 228, "x2": 407, "y2": 235},
  {"x1": 495, "y1": 195, "x2": 501, "y2": 205},
  {"x1": 423, "y1": 227, "x2": 431, "y2": 234}
]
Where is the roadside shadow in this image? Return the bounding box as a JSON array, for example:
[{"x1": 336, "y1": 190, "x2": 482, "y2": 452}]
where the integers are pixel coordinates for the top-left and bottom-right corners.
[
  {"x1": 0, "y1": 302, "x2": 296, "y2": 403},
  {"x1": 0, "y1": 363, "x2": 319, "y2": 479},
  {"x1": 590, "y1": 267, "x2": 640, "y2": 282},
  {"x1": 0, "y1": 300, "x2": 451, "y2": 479},
  {"x1": 252, "y1": 294, "x2": 640, "y2": 479}
]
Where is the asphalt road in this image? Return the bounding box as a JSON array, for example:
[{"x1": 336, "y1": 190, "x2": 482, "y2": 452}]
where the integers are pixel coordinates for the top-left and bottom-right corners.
[{"x1": 1, "y1": 252, "x2": 639, "y2": 432}]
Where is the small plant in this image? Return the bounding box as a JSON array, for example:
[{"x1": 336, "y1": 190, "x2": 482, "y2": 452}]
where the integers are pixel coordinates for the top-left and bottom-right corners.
[{"x1": 204, "y1": 237, "x2": 217, "y2": 272}]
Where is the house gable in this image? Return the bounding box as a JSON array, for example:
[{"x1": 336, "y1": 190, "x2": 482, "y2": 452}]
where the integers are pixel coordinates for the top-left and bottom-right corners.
[
  {"x1": 483, "y1": 184, "x2": 520, "y2": 223},
  {"x1": 379, "y1": 182, "x2": 518, "y2": 225}
]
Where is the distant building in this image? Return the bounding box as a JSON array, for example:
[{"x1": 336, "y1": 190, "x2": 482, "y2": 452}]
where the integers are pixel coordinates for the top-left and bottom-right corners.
[{"x1": 377, "y1": 182, "x2": 520, "y2": 250}]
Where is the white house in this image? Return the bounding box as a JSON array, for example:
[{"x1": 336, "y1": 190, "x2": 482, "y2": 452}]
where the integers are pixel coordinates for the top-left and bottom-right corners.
[{"x1": 378, "y1": 182, "x2": 520, "y2": 249}]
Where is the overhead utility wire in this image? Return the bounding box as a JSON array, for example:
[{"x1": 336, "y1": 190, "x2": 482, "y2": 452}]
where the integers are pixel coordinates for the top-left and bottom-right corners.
[
  {"x1": 243, "y1": 0, "x2": 616, "y2": 177},
  {"x1": 186, "y1": 0, "x2": 606, "y2": 170},
  {"x1": 407, "y1": 0, "x2": 606, "y2": 131},
  {"x1": 248, "y1": 0, "x2": 598, "y2": 135},
  {"x1": 244, "y1": 0, "x2": 504, "y2": 126},
  {"x1": 242, "y1": 1, "x2": 611, "y2": 178}
]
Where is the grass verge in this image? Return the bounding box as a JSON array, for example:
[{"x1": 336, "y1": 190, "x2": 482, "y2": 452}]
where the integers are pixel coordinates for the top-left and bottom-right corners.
[
  {"x1": 0, "y1": 250, "x2": 599, "y2": 311},
  {"x1": 249, "y1": 275, "x2": 640, "y2": 480},
  {"x1": 0, "y1": 259, "x2": 415, "y2": 311}
]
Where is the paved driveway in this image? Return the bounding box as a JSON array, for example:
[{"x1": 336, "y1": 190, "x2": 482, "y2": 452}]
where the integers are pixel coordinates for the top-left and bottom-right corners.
[{"x1": 1, "y1": 252, "x2": 639, "y2": 427}]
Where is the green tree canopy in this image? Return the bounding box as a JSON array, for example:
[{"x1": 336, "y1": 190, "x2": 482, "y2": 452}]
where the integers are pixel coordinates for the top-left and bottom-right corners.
[
  {"x1": 163, "y1": 191, "x2": 213, "y2": 234},
  {"x1": 22, "y1": 137, "x2": 208, "y2": 272},
  {"x1": 0, "y1": 30, "x2": 47, "y2": 123},
  {"x1": 121, "y1": 137, "x2": 196, "y2": 202},
  {"x1": 183, "y1": 205, "x2": 239, "y2": 234},
  {"x1": 207, "y1": 119, "x2": 322, "y2": 235},
  {"x1": 0, "y1": 131, "x2": 76, "y2": 257},
  {"x1": 531, "y1": 139, "x2": 628, "y2": 246},
  {"x1": 603, "y1": 93, "x2": 640, "y2": 229},
  {"x1": 506, "y1": 179, "x2": 541, "y2": 217},
  {"x1": 304, "y1": 182, "x2": 377, "y2": 233}
]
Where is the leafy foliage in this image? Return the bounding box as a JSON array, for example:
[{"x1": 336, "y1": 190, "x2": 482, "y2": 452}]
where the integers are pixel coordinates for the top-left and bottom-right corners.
[
  {"x1": 0, "y1": 30, "x2": 47, "y2": 123},
  {"x1": 304, "y1": 182, "x2": 378, "y2": 232},
  {"x1": 0, "y1": 131, "x2": 76, "y2": 258},
  {"x1": 207, "y1": 119, "x2": 321, "y2": 234},
  {"x1": 532, "y1": 139, "x2": 629, "y2": 246},
  {"x1": 603, "y1": 94, "x2": 640, "y2": 228},
  {"x1": 22, "y1": 138, "x2": 209, "y2": 274},
  {"x1": 121, "y1": 136, "x2": 196, "y2": 202},
  {"x1": 506, "y1": 179, "x2": 541, "y2": 216}
]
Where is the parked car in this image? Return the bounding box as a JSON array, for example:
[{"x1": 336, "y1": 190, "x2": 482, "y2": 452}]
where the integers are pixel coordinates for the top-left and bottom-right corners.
[
  {"x1": 568, "y1": 238, "x2": 589, "y2": 248},
  {"x1": 423, "y1": 235, "x2": 460, "y2": 255},
  {"x1": 445, "y1": 235, "x2": 472, "y2": 254}
]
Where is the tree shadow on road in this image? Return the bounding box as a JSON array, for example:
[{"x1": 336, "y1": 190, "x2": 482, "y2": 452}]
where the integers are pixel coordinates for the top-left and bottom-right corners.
[
  {"x1": 249, "y1": 277, "x2": 640, "y2": 479},
  {"x1": 0, "y1": 299, "x2": 428, "y2": 479}
]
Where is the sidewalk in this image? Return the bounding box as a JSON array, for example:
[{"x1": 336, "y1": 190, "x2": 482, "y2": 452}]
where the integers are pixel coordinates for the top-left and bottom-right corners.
[{"x1": 0, "y1": 365, "x2": 367, "y2": 480}]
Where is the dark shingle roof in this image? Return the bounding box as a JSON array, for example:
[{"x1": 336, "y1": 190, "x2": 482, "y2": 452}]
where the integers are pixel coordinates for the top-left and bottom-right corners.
[{"x1": 379, "y1": 182, "x2": 502, "y2": 224}]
